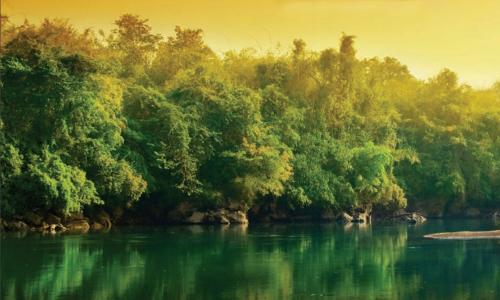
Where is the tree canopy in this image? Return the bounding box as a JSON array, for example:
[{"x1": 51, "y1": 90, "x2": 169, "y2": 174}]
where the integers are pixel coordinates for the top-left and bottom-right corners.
[{"x1": 1, "y1": 15, "x2": 498, "y2": 217}]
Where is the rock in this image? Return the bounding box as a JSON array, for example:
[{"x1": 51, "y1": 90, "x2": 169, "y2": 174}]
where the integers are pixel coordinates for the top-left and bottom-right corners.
[
  {"x1": 0, "y1": 218, "x2": 9, "y2": 232},
  {"x1": 90, "y1": 222, "x2": 104, "y2": 231},
  {"x1": 5, "y1": 220, "x2": 29, "y2": 231},
  {"x1": 205, "y1": 210, "x2": 230, "y2": 224},
  {"x1": 23, "y1": 212, "x2": 44, "y2": 226},
  {"x1": 352, "y1": 212, "x2": 371, "y2": 223},
  {"x1": 227, "y1": 210, "x2": 248, "y2": 224},
  {"x1": 337, "y1": 212, "x2": 353, "y2": 224},
  {"x1": 49, "y1": 223, "x2": 66, "y2": 233},
  {"x1": 465, "y1": 208, "x2": 481, "y2": 217},
  {"x1": 209, "y1": 213, "x2": 230, "y2": 225},
  {"x1": 185, "y1": 211, "x2": 206, "y2": 224},
  {"x1": 200, "y1": 209, "x2": 249, "y2": 224},
  {"x1": 177, "y1": 207, "x2": 249, "y2": 225},
  {"x1": 408, "y1": 212, "x2": 426, "y2": 224},
  {"x1": 45, "y1": 213, "x2": 62, "y2": 224},
  {"x1": 351, "y1": 207, "x2": 372, "y2": 223},
  {"x1": 392, "y1": 212, "x2": 426, "y2": 224},
  {"x1": 216, "y1": 210, "x2": 231, "y2": 224},
  {"x1": 95, "y1": 210, "x2": 112, "y2": 229},
  {"x1": 65, "y1": 219, "x2": 90, "y2": 232},
  {"x1": 219, "y1": 215, "x2": 230, "y2": 224}
]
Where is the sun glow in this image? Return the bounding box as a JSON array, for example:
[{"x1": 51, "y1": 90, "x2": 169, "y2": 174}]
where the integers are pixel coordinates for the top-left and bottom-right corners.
[{"x1": 2, "y1": 0, "x2": 499, "y2": 87}]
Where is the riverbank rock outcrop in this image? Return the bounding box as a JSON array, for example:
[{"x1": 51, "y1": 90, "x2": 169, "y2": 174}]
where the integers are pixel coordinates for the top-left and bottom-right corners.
[
  {"x1": 88, "y1": 209, "x2": 112, "y2": 230},
  {"x1": 185, "y1": 211, "x2": 207, "y2": 224},
  {"x1": 337, "y1": 212, "x2": 353, "y2": 224},
  {"x1": 226, "y1": 210, "x2": 248, "y2": 224},
  {"x1": 390, "y1": 212, "x2": 427, "y2": 224},
  {"x1": 66, "y1": 219, "x2": 90, "y2": 233},
  {"x1": 352, "y1": 208, "x2": 371, "y2": 223},
  {"x1": 183, "y1": 207, "x2": 248, "y2": 225},
  {"x1": 5, "y1": 220, "x2": 29, "y2": 231}
]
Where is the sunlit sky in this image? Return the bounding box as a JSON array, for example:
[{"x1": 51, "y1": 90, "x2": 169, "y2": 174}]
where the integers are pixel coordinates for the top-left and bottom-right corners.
[{"x1": 2, "y1": 0, "x2": 499, "y2": 88}]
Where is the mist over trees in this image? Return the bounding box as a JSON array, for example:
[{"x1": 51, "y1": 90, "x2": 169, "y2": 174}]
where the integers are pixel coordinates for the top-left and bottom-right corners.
[{"x1": 1, "y1": 15, "x2": 499, "y2": 217}]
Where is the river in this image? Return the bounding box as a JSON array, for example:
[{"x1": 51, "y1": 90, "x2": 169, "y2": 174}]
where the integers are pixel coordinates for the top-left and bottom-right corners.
[{"x1": 1, "y1": 219, "x2": 499, "y2": 299}]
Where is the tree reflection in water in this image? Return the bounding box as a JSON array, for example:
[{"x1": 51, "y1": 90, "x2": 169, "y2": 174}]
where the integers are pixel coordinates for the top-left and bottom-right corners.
[{"x1": 2, "y1": 221, "x2": 499, "y2": 299}]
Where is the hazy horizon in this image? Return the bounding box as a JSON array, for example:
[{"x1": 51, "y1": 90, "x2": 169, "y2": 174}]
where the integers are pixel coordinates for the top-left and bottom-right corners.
[{"x1": 2, "y1": 0, "x2": 500, "y2": 88}]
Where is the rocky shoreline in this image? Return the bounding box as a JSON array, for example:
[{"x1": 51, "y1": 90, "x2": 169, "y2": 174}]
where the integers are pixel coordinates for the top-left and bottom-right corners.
[
  {"x1": 0, "y1": 208, "x2": 425, "y2": 234},
  {"x1": 0, "y1": 210, "x2": 113, "y2": 234},
  {"x1": 1, "y1": 203, "x2": 497, "y2": 234}
]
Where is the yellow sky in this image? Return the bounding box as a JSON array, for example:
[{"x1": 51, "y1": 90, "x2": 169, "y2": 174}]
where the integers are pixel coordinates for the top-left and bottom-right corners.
[{"x1": 2, "y1": 0, "x2": 499, "y2": 87}]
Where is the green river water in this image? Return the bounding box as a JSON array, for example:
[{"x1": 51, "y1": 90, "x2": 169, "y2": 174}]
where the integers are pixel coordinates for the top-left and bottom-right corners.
[{"x1": 1, "y1": 219, "x2": 499, "y2": 299}]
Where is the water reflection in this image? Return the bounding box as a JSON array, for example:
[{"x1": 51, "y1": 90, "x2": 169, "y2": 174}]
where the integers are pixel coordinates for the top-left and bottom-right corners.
[{"x1": 1, "y1": 221, "x2": 499, "y2": 299}]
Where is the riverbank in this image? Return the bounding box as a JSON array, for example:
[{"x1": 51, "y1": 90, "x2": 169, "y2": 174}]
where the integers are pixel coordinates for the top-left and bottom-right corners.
[{"x1": 2, "y1": 204, "x2": 498, "y2": 233}]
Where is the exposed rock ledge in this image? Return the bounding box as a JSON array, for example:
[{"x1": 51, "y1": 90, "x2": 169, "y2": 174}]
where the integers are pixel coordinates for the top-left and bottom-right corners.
[
  {"x1": 424, "y1": 230, "x2": 500, "y2": 240},
  {"x1": 1, "y1": 210, "x2": 112, "y2": 233}
]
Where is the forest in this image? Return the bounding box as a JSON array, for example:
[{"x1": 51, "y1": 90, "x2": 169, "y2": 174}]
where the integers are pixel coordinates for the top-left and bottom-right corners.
[{"x1": 1, "y1": 15, "x2": 499, "y2": 222}]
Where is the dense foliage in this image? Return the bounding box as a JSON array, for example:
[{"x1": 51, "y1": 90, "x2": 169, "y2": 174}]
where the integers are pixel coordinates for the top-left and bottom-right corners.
[{"x1": 1, "y1": 16, "x2": 498, "y2": 217}]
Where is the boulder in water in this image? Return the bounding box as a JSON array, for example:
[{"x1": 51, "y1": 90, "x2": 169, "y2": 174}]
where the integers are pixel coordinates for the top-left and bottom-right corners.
[
  {"x1": 65, "y1": 219, "x2": 90, "y2": 233},
  {"x1": 391, "y1": 212, "x2": 426, "y2": 224},
  {"x1": 49, "y1": 223, "x2": 66, "y2": 233},
  {"x1": 352, "y1": 211, "x2": 371, "y2": 223},
  {"x1": 5, "y1": 220, "x2": 29, "y2": 231},
  {"x1": 185, "y1": 211, "x2": 206, "y2": 224},
  {"x1": 206, "y1": 210, "x2": 230, "y2": 224},
  {"x1": 95, "y1": 210, "x2": 112, "y2": 229},
  {"x1": 407, "y1": 212, "x2": 426, "y2": 224},
  {"x1": 91, "y1": 222, "x2": 105, "y2": 231},
  {"x1": 227, "y1": 210, "x2": 248, "y2": 224},
  {"x1": 337, "y1": 212, "x2": 353, "y2": 224}
]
